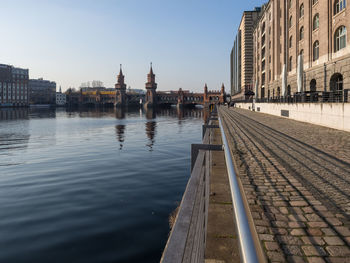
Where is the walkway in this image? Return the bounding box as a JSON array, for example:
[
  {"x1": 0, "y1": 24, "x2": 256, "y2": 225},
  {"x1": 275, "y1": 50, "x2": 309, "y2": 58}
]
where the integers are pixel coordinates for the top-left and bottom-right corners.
[{"x1": 219, "y1": 106, "x2": 350, "y2": 262}]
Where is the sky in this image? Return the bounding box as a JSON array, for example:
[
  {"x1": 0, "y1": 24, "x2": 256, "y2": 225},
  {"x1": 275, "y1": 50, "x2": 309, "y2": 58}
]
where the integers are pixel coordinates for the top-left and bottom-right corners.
[{"x1": 0, "y1": 0, "x2": 264, "y2": 92}]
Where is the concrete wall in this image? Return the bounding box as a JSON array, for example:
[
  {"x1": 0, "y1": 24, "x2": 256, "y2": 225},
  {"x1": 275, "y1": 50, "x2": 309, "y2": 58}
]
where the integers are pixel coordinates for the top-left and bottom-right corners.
[{"x1": 235, "y1": 102, "x2": 350, "y2": 132}]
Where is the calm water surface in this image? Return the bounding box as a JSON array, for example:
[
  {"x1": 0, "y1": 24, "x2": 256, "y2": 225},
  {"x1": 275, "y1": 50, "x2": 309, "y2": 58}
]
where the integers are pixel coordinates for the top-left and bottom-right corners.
[{"x1": 0, "y1": 107, "x2": 206, "y2": 263}]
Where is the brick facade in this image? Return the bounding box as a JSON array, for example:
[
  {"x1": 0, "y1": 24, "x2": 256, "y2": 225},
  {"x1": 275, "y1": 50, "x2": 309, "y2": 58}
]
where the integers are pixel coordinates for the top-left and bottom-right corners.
[
  {"x1": 0, "y1": 64, "x2": 29, "y2": 107},
  {"x1": 253, "y1": 0, "x2": 350, "y2": 98}
]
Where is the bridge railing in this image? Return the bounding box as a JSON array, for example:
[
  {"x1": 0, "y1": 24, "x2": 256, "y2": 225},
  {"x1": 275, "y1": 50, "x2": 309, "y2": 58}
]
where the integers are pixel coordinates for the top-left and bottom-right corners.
[{"x1": 160, "y1": 113, "x2": 218, "y2": 263}]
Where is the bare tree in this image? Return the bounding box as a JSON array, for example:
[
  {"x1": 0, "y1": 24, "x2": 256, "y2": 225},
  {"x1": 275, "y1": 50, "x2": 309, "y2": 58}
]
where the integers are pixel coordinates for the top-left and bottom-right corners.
[{"x1": 92, "y1": 80, "x2": 104, "y2": 88}]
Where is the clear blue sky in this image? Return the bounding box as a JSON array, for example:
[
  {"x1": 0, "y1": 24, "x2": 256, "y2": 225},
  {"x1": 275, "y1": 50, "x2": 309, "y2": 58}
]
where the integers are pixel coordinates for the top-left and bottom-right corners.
[{"x1": 0, "y1": 0, "x2": 264, "y2": 92}]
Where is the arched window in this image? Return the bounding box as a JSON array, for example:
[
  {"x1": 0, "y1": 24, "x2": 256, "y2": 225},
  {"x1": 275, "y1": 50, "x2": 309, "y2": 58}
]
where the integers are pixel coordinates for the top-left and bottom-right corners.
[
  {"x1": 289, "y1": 36, "x2": 293, "y2": 48},
  {"x1": 300, "y1": 4, "x2": 304, "y2": 18},
  {"x1": 330, "y1": 73, "x2": 343, "y2": 91},
  {"x1": 289, "y1": 56, "x2": 293, "y2": 71},
  {"x1": 289, "y1": 16, "x2": 293, "y2": 28},
  {"x1": 310, "y1": 79, "x2": 317, "y2": 92},
  {"x1": 287, "y1": 85, "x2": 291, "y2": 96},
  {"x1": 334, "y1": 0, "x2": 346, "y2": 15},
  {"x1": 300, "y1": 26, "x2": 304, "y2": 40},
  {"x1": 313, "y1": 41, "x2": 319, "y2": 61},
  {"x1": 300, "y1": 49, "x2": 304, "y2": 61},
  {"x1": 313, "y1": 14, "x2": 319, "y2": 30},
  {"x1": 289, "y1": 0, "x2": 292, "y2": 8},
  {"x1": 334, "y1": 26, "x2": 347, "y2": 52},
  {"x1": 313, "y1": 0, "x2": 318, "y2": 5}
]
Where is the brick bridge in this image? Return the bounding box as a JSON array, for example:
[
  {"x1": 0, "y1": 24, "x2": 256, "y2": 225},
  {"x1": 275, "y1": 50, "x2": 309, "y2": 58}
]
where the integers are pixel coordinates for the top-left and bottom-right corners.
[{"x1": 66, "y1": 65, "x2": 226, "y2": 108}]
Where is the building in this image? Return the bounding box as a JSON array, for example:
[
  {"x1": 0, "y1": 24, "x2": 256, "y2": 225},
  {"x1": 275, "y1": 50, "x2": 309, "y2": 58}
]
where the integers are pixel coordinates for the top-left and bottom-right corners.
[
  {"x1": 56, "y1": 86, "x2": 66, "y2": 106},
  {"x1": 231, "y1": 8, "x2": 261, "y2": 100},
  {"x1": 29, "y1": 78, "x2": 56, "y2": 105},
  {"x1": 253, "y1": 0, "x2": 350, "y2": 99},
  {"x1": 0, "y1": 64, "x2": 29, "y2": 107}
]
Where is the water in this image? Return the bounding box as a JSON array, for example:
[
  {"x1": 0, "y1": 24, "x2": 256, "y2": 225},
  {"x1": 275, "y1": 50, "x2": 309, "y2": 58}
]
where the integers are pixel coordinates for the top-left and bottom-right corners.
[{"x1": 0, "y1": 106, "x2": 206, "y2": 263}]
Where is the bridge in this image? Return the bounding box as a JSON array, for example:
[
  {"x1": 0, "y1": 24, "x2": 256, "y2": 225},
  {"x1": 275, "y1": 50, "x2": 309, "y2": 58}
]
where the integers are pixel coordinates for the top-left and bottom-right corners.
[{"x1": 66, "y1": 65, "x2": 226, "y2": 108}]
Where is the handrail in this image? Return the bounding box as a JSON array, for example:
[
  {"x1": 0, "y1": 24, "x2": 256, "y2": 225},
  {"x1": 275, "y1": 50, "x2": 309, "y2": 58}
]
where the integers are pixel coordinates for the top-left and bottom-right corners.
[{"x1": 219, "y1": 117, "x2": 259, "y2": 263}]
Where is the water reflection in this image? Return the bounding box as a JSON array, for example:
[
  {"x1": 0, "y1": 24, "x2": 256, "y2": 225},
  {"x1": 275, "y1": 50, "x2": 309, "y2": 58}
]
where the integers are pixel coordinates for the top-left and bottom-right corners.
[
  {"x1": 145, "y1": 121, "x2": 157, "y2": 151},
  {"x1": 116, "y1": 107, "x2": 126, "y2": 119},
  {"x1": 116, "y1": 124, "x2": 126, "y2": 150},
  {"x1": 0, "y1": 108, "x2": 29, "y2": 120},
  {"x1": 0, "y1": 109, "x2": 30, "y2": 164}
]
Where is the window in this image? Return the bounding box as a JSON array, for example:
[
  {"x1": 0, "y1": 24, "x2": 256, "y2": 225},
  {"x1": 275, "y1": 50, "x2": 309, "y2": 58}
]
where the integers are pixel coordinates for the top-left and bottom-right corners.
[
  {"x1": 300, "y1": 4, "x2": 304, "y2": 18},
  {"x1": 313, "y1": 14, "x2": 319, "y2": 30},
  {"x1": 289, "y1": 16, "x2": 293, "y2": 28},
  {"x1": 300, "y1": 26, "x2": 304, "y2": 40},
  {"x1": 289, "y1": 56, "x2": 293, "y2": 71},
  {"x1": 300, "y1": 49, "x2": 304, "y2": 58},
  {"x1": 334, "y1": 26, "x2": 347, "y2": 52},
  {"x1": 313, "y1": 41, "x2": 319, "y2": 61},
  {"x1": 289, "y1": 36, "x2": 293, "y2": 48},
  {"x1": 289, "y1": 0, "x2": 292, "y2": 8},
  {"x1": 313, "y1": 0, "x2": 318, "y2": 4},
  {"x1": 334, "y1": 0, "x2": 346, "y2": 15}
]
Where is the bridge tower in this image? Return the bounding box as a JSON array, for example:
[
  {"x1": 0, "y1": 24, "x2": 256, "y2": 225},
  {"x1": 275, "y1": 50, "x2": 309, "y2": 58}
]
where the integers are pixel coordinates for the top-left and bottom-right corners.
[
  {"x1": 115, "y1": 64, "x2": 127, "y2": 107},
  {"x1": 220, "y1": 83, "x2": 226, "y2": 104},
  {"x1": 144, "y1": 63, "x2": 158, "y2": 108},
  {"x1": 203, "y1": 83, "x2": 209, "y2": 107}
]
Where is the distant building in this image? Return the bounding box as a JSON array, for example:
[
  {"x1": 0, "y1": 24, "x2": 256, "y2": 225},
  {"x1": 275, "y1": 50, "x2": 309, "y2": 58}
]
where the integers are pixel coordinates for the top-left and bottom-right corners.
[
  {"x1": 127, "y1": 87, "x2": 145, "y2": 94},
  {"x1": 29, "y1": 78, "x2": 56, "y2": 105},
  {"x1": 231, "y1": 8, "x2": 261, "y2": 100},
  {"x1": 56, "y1": 86, "x2": 66, "y2": 106},
  {"x1": 0, "y1": 64, "x2": 29, "y2": 107}
]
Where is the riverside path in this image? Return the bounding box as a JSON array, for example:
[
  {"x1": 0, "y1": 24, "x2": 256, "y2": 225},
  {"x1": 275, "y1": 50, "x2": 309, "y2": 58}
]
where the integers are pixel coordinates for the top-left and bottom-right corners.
[{"x1": 218, "y1": 106, "x2": 350, "y2": 262}]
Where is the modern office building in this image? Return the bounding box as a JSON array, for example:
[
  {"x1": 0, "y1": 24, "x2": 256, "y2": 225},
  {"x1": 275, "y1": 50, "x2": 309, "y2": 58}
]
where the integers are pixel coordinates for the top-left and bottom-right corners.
[
  {"x1": 231, "y1": 8, "x2": 261, "y2": 100},
  {"x1": 0, "y1": 64, "x2": 29, "y2": 107},
  {"x1": 253, "y1": 0, "x2": 350, "y2": 99},
  {"x1": 29, "y1": 78, "x2": 56, "y2": 105}
]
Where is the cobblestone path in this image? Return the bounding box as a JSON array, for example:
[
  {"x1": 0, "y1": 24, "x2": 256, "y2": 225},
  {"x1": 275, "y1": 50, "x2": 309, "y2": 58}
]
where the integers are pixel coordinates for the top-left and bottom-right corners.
[{"x1": 219, "y1": 106, "x2": 350, "y2": 263}]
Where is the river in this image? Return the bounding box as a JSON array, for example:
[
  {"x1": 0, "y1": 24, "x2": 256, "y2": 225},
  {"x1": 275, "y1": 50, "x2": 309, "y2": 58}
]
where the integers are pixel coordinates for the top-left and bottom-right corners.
[{"x1": 0, "y1": 106, "x2": 206, "y2": 263}]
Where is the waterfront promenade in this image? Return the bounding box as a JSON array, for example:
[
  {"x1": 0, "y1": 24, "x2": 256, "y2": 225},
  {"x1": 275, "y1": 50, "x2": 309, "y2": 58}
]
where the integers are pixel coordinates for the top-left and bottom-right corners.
[{"x1": 219, "y1": 107, "x2": 350, "y2": 262}]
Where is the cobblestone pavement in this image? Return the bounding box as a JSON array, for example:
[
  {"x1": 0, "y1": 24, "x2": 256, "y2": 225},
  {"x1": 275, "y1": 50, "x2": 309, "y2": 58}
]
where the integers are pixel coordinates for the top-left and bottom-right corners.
[{"x1": 219, "y1": 106, "x2": 350, "y2": 263}]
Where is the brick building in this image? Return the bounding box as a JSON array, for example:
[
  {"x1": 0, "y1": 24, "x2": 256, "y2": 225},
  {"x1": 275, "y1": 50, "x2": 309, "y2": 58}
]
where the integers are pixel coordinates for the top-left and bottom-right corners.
[
  {"x1": 0, "y1": 64, "x2": 29, "y2": 107},
  {"x1": 29, "y1": 78, "x2": 56, "y2": 105},
  {"x1": 231, "y1": 8, "x2": 261, "y2": 100},
  {"x1": 253, "y1": 0, "x2": 349, "y2": 99}
]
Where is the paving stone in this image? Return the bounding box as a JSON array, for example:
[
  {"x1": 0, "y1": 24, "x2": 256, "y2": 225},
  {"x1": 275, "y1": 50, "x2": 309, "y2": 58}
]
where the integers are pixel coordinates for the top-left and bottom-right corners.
[
  {"x1": 290, "y1": 228, "x2": 307, "y2": 236},
  {"x1": 323, "y1": 236, "x2": 345, "y2": 246},
  {"x1": 265, "y1": 241, "x2": 280, "y2": 251},
  {"x1": 308, "y1": 221, "x2": 328, "y2": 228},
  {"x1": 290, "y1": 201, "x2": 308, "y2": 207},
  {"x1": 307, "y1": 257, "x2": 326, "y2": 263},
  {"x1": 282, "y1": 245, "x2": 303, "y2": 256},
  {"x1": 259, "y1": 234, "x2": 275, "y2": 241},
  {"x1": 266, "y1": 251, "x2": 286, "y2": 262},
  {"x1": 276, "y1": 235, "x2": 303, "y2": 245},
  {"x1": 302, "y1": 246, "x2": 327, "y2": 256},
  {"x1": 301, "y1": 236, "x2": 326, "y2": 246},
  {"x1": 326, "y1": 246, "x2": 350, "y2": 257}
]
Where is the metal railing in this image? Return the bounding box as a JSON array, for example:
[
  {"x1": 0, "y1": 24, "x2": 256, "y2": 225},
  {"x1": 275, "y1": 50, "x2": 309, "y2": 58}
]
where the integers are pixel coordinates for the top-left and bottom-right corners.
[
  {"x1": 219, "y1": 117, "x2": 259, "y2": 263},
  {"x1": 232, "y1": 89, "x2": 349, "y2": 104}
]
